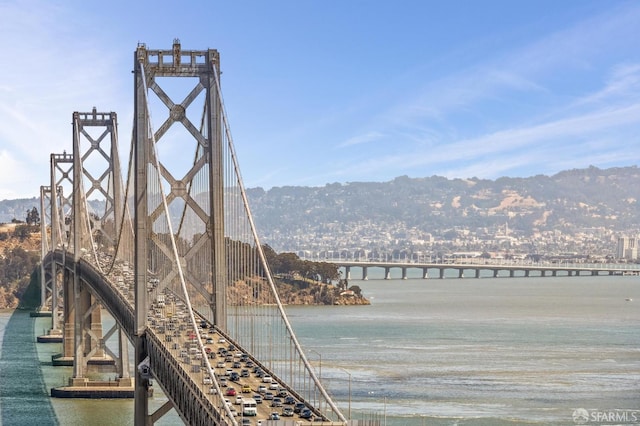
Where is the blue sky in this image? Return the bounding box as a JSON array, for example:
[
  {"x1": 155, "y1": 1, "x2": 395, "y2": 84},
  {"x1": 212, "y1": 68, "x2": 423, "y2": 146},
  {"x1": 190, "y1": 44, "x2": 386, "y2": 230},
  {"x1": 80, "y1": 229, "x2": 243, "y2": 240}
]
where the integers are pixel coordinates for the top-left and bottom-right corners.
[{"x1": 1, "y1": 1, "x2": 639, "y2": 199}]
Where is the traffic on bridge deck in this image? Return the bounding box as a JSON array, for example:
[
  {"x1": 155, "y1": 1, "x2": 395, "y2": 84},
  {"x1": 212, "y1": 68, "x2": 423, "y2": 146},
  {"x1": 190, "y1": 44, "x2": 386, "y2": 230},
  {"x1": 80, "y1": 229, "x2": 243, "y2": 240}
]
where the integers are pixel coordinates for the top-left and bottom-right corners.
[{"x1": 37, "y1": 40, "x2": 351, "y2": 426}]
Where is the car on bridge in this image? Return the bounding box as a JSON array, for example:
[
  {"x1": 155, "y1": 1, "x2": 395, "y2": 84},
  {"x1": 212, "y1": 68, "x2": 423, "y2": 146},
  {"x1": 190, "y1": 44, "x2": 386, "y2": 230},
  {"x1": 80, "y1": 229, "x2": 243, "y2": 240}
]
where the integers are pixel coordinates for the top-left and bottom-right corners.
[
  {"x1": 270, "y1": 397, "x2": 283, "y2": 407},
  {"x1": 282, "y1": 407, "x2": 294, "y2": 417},
  {"x1": 299, "y1": 408, "x2": 312, "y2": 419}
]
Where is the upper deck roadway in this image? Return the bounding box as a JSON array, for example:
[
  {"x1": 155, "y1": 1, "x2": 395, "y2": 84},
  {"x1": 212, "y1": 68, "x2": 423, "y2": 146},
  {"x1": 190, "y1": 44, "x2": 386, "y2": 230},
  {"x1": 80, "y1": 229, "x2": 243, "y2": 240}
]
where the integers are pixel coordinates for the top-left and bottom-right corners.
[{"x1": 45, "y1": 249, "x2": 327, "y2": 424}]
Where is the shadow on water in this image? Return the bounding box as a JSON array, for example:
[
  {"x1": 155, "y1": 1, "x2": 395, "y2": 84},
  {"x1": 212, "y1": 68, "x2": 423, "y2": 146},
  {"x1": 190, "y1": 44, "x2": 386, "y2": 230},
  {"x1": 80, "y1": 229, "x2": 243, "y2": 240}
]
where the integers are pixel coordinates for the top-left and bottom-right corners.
[{"x1": 0, "y1": 310, "x2": 58, "y2": 426}]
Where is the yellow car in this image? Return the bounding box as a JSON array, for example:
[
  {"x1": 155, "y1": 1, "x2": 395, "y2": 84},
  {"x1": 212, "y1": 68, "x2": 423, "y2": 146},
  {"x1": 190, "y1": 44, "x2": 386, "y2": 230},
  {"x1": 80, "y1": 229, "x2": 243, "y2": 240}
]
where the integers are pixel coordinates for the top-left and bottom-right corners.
[{"x1": 241, "y1": 385, "x2": 252, "y2": 393}]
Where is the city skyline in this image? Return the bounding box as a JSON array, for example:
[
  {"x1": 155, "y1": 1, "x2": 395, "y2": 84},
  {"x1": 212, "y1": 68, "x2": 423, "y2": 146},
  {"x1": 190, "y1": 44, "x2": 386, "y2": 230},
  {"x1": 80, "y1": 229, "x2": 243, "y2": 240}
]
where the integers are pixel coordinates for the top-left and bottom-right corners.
[{"x1": 1, "y1": 1, "x2": 639, "y2": 200}]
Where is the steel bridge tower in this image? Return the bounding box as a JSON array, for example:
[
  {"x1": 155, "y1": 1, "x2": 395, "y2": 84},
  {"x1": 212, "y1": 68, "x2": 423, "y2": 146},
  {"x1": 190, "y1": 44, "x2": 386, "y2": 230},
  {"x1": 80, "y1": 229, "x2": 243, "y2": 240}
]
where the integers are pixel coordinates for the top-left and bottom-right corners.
[
  {"x1": 42, "y1": 111, "x2": 130, "y2": 382},
  {"x1": 133, "y1": 39, "x2": 226, "y2": 423}
]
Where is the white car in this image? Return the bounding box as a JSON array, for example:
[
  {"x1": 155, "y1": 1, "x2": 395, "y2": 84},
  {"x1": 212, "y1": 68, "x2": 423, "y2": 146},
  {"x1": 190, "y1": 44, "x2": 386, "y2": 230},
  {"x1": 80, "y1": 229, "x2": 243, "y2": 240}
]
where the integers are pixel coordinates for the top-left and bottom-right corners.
[
  {"x1": 203, "y1": 376, "x2": 212, "y2": 385},
  {"x1": 262, "y1": 375, "x2": 272, "y2": 383}
]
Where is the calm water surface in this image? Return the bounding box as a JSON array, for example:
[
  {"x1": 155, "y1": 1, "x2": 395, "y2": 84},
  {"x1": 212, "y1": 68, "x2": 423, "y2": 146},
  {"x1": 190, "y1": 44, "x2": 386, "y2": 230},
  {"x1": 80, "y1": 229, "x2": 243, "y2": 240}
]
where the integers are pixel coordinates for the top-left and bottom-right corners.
[{"x1": 0, "y1": 274, "x2": 638, "y2": 425}]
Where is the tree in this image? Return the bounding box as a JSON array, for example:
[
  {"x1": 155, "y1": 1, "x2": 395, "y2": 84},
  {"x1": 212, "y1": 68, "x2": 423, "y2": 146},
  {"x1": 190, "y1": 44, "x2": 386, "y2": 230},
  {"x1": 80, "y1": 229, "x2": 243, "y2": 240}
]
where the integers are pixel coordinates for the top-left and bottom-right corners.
[{"x1": 25, "y1": 207, "x2": 40, "y2": 226}]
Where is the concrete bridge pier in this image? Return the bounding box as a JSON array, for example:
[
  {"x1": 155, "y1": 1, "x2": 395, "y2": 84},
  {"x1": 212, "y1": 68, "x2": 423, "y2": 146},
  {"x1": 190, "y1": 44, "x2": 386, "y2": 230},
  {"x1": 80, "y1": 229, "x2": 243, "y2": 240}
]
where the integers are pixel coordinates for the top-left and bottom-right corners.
[
  {"x1": 458, "y1": 269, "x2": 464, "y2": 278},
  {"x1": 439, "y1": 268, "x2": 444, "y2": 279},
  {"x1": 509, "y1": 270, "x2": 515, "y2": 278},
  {"x1": 362, "y1": 266, "x2": 368, "y2": 280},
  {"x1": 54, "y1": 270, "x2": 113, "y2": 371},
  {"x1": 402, "y1": 267, "x2": 408, "y2": 280},
  {"x1": 62, "y1": 270, "x2": 75, "y2": 360},
  {"x1": 524, "y1": 270, "x2": 530, "y2": 277},
  {"x1": 493, "y1": 269, "x2": 499, "y2": 278},
  {"x1": 422, "y1": 267, "x2": 428, "y2": 279},
  {"x1": 345, "y1": 266, "x2": 351, "y2": 280},
  {"x1": 384, "y1": 267, "x2": 391, "y2": 280},
  {"x1": 474, "y1": 269, "x2": 480, "y2": 278}
]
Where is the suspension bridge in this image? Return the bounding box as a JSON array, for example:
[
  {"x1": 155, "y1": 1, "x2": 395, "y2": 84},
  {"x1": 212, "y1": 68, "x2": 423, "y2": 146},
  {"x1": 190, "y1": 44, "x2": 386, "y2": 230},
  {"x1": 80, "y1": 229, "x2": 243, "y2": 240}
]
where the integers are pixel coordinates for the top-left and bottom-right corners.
[{"x1": 36, "y1": 40, "x2": 352, "y2": 425}]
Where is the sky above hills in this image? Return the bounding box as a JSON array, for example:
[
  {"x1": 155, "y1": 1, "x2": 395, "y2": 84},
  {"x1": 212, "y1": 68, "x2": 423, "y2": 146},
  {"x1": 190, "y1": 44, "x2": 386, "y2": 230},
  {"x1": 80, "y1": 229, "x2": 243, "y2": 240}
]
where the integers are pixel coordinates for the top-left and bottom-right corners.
[{"x1": 1, "y1": 1, "x2": 639, "y2": 199}]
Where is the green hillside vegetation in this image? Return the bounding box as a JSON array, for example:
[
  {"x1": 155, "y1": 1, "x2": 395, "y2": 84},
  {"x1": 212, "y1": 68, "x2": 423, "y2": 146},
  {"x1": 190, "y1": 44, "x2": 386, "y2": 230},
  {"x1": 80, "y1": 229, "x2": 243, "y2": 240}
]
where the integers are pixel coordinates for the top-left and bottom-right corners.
[
  {"x1": 0, "y1": 224, "x2": 40, "y2": 309},
  {"x1": 263, "y1": 245, "x2": 367, "y2": 305}
]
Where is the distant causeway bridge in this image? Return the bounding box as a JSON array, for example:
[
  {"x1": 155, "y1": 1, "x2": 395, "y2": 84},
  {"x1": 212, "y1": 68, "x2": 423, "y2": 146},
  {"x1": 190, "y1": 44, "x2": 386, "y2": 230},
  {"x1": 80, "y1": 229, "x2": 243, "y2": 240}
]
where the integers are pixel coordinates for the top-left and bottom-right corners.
[{"x1": 333, "y1": 260, "x2": 640, "y2": 280}]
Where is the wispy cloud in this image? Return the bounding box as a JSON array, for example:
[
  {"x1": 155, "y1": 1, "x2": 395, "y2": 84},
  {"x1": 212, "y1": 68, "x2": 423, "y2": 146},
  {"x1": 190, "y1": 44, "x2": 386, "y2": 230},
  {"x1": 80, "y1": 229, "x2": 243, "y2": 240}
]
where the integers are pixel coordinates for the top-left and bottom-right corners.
[
  {"x1": 338, "y1": 131, "x2": 384, "y2": 148},
  {"x1": 341, "y1": 99, "x2": 640, "y2": 180},
  {"x1": 0, "y1": 1, "x2": 126, "y2": 199},
  {"x1": 320, "y1": 3, "x2": 640, "y2": 184}
]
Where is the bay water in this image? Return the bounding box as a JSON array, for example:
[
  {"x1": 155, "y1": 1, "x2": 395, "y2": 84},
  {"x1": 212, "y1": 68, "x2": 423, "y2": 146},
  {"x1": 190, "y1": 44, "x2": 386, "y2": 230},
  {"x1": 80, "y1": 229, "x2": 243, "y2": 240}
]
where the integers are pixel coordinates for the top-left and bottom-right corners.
[{"x1": 0, "y1": 273, "x2": 638, "y2": 425}]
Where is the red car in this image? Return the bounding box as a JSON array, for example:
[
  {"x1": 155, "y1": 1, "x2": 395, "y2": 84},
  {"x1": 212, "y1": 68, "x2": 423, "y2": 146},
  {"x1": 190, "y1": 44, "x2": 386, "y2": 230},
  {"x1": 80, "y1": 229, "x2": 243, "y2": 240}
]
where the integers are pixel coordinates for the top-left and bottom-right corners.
[{"x1": 225, "y1": 388, "x2": 236, "y2": 396}]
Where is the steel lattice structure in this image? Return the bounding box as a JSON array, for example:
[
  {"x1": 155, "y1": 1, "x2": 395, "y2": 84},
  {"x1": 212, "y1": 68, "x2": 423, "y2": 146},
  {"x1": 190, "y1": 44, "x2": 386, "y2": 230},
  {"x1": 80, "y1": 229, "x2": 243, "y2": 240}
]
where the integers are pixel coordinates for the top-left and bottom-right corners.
[{"x1": 38, "y1": 40, "x2": 348, "y2": 426}]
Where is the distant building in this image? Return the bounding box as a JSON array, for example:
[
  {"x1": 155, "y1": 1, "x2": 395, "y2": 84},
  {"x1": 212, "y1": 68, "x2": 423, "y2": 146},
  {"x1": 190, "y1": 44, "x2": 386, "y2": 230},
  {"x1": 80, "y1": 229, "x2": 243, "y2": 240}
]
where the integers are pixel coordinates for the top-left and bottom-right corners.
[{"x1": 617, "y1": 236, "x2": 638, "y2": 260}]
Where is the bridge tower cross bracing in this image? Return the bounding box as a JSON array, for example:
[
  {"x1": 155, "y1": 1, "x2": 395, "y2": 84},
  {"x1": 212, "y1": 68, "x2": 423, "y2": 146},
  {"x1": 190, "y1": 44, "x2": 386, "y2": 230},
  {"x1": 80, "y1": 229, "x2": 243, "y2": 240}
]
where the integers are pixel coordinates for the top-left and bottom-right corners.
[
  {"x1": 133, "y1": 39, "x2": 226, "y2": 424},
  {"x1": 39, "y1": 185, "x2": 53, "y2": 313},
  {"x1": 68, "y1": 108, "x2": 128, "y2": 379},
  {"x1": 50, "y1": 152, "x2": 75, "y2": 354}
]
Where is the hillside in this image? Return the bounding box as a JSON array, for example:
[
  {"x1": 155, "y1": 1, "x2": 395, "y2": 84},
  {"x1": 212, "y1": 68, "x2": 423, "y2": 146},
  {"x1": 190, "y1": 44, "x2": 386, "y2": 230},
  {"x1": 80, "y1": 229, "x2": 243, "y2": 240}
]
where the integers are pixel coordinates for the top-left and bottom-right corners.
[
  {"x1": 246, "y1": 165, "x2": 640, "y2": 252},
  {"x1": 2, "y1": 165, "x2": 639, "y2": 304},
  {"x1": 0, "y1": 223, "x2": 40, "y2": 309}
]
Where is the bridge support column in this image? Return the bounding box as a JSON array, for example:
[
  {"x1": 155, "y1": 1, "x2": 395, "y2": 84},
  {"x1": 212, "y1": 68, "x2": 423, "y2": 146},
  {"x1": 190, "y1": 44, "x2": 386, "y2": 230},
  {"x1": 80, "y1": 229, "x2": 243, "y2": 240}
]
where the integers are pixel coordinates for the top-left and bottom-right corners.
[
  {"x1": 439, "y1": 268, "x2": 444, "y2": 279},
  {"x1": 474, "y1": 269, "x2": 479, "y2": 278},
  {"x1": 552, "y1": 270, "x2": 557, "y2": 277},
  {"x1": 51, "y1": 269, "x2": 62, "y2": 333},
  {"x1": 362, "y1": 266, "x2": 368, "y2": 280},
  {"x1": 384, "y1": 267, "x2": 391, "y2": 280},
  {"x1": 402, "y1": 267, "x2": 407, "y2": 280},
  {"x1": 345, "y1": 266, "x2": 351, "y2": 280},
  {"x1": 63, "y1": 270, "x2": 75, "y2": 359},
  {"x1": 509, "y1": 270, "x2": 515, "y2": 278},
  {"x1": 74, "y1": 280, "x2": 100, "y2": 377},
  {"x1": 119, "y1": 329, "x2": 130, "y2": 380},
  {"x1": 493, "y1": 270, "x2": 498, "y2": 278},
  {"x1": 89, "y1": 300, "x2": 105, "y2": 359},
  {"x1": 458, "y1": 269, "x2": 464, "y2": 278},
  {"x1": 134, "y1": 334, "x2": 149, "y2": 425},
  {"x1": 422, "y1": 268, "x2": 428, "y2": 279},
  {"x1": 524, "y1": 270, "x2": 530, "y2": 277}
]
